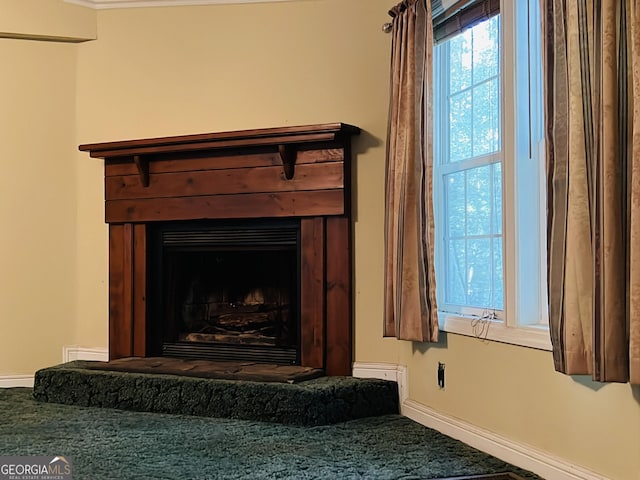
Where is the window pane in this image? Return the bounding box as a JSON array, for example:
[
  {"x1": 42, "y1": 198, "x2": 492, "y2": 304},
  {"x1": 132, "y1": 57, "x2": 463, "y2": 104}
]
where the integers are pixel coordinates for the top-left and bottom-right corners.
[
  {"x1": 446, "y1": 15, "x2": 501, "y2": 164},
  {"x1": 467, "y1": 238, "x2": 492, "y2": 307},
  {"x1": 493, "y1": 237, "x2": 504, "y2": 310},
  {"x1": 472, "y1": 16, "x2": 500, "y2": 84},
  {"x1": 446, "y1": 239, "x2": 466, "y2": 305},
  {"x1": 449, "y1": 29, "x2": 473, "y2": 93},
  {"x1": 449, "y1": 91, "x2": 472, "y2": 162},
  {"x1": 493, "y1": 162, "x2": 502, "y2": 235},
  {"x1": 465, "y1": 165, "x2": 492, "y2": 236},
  {"x1": 445, "y1": 171, "x2": 466, "y2": 237},
  {"x1": 472, "y1": 78, "x2": 500, "y2": 156}
]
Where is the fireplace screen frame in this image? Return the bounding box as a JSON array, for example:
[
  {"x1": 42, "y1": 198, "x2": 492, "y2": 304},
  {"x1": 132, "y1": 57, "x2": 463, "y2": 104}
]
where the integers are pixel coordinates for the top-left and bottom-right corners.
[{"x1": 148, "y1": 219, "x2": 302, "y2": 365}]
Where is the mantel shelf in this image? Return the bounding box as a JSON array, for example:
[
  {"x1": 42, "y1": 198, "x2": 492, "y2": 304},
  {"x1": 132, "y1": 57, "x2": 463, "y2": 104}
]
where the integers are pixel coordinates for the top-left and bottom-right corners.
[
  {"x1": 79, "y1": 123, "x2": 360, "y2": 159},
  {"x1": 80, "y1": 123, "x2": 359, "y2": 185}
]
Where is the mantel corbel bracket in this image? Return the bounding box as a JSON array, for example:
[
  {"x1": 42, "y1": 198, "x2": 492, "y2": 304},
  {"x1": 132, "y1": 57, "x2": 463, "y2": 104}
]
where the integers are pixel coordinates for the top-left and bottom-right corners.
[
  {"x1": 133, "y1": 155, "x2": 150, "y2": 187},
  {"x1": 278, "y1": 144, "x2": 297, "y2": 180}
]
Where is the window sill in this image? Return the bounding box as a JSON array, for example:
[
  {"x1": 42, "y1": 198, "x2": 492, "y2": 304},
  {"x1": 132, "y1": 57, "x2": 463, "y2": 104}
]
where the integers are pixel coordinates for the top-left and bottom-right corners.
[{"x1": 439, "y1": 312, "x2": 552, "y2": 351}]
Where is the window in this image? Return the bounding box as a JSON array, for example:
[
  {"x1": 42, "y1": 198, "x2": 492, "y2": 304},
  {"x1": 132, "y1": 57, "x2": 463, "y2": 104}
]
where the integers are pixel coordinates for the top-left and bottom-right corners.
[{"x1": 433, "y1": 0, "x2": 550, "y2": 350}]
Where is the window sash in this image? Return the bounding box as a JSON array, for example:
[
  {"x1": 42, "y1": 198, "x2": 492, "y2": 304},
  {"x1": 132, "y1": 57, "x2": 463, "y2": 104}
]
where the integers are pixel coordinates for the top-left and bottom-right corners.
[
  {"x1": 438, "y1": 161, "x2": 504, "y2": 314},
  {"x1": 434, "y1": 15, "x2": 504, "y2": 317}
]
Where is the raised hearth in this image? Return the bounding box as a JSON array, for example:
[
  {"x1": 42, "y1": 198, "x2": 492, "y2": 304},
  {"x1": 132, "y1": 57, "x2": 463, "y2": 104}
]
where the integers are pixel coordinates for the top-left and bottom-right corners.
[
  {"x1": 33, "y1": 361, "x2": 399, "y2": 425},
  {"x1": 80, "y1": 123, "x2": 360, "y2": 375}
]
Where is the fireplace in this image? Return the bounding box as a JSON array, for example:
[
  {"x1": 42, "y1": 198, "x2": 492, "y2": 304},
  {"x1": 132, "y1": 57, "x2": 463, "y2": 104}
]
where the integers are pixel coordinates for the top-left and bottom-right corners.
[
  {"x1": 80, "y1": 123, "x2": 360, "y2": 375},
  {"x1": 149, "y1": 219, "x2": 300, "y2": 364}
]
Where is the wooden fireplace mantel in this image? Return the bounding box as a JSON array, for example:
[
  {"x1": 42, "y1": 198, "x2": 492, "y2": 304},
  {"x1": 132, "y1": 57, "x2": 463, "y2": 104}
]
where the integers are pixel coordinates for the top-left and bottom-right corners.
[
  {"x1": 80, "y1": 123, "x2": 360, "y2": 157},
  {"x1": 81, "y1": 123, "x2": 360, "y2": 376},
  {"x1": 80, "y1": 123, "x2": 360, "y2": 187}
]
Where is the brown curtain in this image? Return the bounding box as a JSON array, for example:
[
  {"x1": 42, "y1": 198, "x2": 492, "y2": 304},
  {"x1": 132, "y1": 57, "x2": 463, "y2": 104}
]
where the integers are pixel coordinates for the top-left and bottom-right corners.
[
  {"x1": 545, "y1": 0, "x2": 640, "y2": 384},
  {"x1": 384, "y1": 0, "x2": 439, "y2": 342}
]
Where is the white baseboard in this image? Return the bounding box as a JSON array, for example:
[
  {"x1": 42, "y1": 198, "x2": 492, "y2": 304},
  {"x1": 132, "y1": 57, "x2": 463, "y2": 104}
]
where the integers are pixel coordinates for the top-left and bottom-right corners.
[
  {"x1": 353, "y1": 362, "x2": 607, "y2": 480},
  {"x1": 1, "y1": 346, "x2": 109, "y2": 388},
  {"x1": 0, "y1": 375, "x2": 34, "y2": 388},
  {"x1": 62, "y1": 346, "x2": 109, "y2": 363},
  {"x1": 352, "y1": 361, "x2": 408, "y2": 405}
]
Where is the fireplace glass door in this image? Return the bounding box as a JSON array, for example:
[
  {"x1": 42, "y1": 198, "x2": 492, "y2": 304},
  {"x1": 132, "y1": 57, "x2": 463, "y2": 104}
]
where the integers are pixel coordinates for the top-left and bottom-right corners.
[{"x1": 149, "y1": 220, "x2": 300, "y2": 364}]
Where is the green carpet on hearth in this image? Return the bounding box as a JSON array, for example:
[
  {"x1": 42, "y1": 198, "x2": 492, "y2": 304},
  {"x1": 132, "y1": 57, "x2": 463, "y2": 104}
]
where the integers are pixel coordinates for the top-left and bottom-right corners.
[
  {"x1": 0, "y1": 388, "x2": 542, "y2": 480},
  {"x1": 32, "y1": 361, "x2": 399, "y2": 425}
]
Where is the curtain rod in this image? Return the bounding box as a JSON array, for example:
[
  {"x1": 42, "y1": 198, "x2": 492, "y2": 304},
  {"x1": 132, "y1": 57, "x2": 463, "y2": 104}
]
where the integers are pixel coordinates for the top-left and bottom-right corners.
[{"x1": 382, "y1": 0, "x2": 468, "y2": 33}]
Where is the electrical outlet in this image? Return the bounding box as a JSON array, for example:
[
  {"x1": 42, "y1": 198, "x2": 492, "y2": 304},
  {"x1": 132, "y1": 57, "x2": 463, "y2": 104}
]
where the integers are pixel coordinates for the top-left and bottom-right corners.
[{"x1": 437, "y1": 362, "x2": 445, "y2": 389}]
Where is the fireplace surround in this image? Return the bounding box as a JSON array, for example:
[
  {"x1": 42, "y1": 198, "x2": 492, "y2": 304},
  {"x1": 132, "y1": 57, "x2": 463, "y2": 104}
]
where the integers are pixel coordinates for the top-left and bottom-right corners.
[{"x1": 80, "y1": 123, "x2": 360, "y2": 376}]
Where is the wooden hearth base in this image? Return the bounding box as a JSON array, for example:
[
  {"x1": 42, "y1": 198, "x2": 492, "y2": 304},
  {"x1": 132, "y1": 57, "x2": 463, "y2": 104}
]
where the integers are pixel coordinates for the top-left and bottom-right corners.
[{"x1": 84, "y1": 357, "x2": 324, "y2": 383}]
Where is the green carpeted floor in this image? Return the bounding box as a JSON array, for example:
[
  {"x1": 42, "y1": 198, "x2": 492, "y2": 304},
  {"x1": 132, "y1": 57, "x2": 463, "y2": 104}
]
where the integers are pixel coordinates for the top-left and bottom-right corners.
[{"x1": 0, "y1": 388, "x2": 541, "y2": 480}]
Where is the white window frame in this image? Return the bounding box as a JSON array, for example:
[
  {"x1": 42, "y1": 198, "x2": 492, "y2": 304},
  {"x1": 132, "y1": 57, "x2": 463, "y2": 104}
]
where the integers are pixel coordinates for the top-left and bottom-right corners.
[{"x1": 433, "y1": 0, "x2": 551, "y2": 351}]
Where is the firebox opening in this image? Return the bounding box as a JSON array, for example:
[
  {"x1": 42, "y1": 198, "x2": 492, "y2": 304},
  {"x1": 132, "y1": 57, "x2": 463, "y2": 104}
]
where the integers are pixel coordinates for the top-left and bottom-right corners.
[{"x1": 149, "y1": 220, "x2": 300, "y2": 365}]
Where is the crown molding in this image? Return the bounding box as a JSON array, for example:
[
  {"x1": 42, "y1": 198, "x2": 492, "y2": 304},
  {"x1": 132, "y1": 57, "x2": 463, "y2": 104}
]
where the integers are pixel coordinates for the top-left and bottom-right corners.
[{"x1": 64, "y1": 0, "x2": 299, "y2": 9}]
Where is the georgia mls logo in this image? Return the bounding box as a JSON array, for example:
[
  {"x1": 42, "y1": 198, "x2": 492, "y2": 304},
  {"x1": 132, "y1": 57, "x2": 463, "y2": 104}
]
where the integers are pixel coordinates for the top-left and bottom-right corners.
[
  {"x1": 0, "y1": 456, "x2": 72, "y2": 480},
  {"x1": 48, "y1": 457, "x2": 71, "y2": 475}
]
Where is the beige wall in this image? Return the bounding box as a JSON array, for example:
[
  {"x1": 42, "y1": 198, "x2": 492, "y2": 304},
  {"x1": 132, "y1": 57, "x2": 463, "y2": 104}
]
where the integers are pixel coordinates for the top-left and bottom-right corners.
[
  {"x1": 0, "y1": 0, "x2": 95, "y2": 375},
  {"x1": 0, "y1": 38, "x2": 78, "y2": 373},
  {"x1": 1, "y1": 1, "x2": 638, "y2": 479}
]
